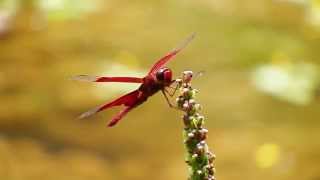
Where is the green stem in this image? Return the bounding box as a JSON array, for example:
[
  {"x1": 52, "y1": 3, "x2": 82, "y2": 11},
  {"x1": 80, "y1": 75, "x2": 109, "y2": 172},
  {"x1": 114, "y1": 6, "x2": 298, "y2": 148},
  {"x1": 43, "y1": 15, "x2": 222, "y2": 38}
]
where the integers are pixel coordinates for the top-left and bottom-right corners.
[{"x1": 176, "y1": 71, "x2": 216, "y2": 180}]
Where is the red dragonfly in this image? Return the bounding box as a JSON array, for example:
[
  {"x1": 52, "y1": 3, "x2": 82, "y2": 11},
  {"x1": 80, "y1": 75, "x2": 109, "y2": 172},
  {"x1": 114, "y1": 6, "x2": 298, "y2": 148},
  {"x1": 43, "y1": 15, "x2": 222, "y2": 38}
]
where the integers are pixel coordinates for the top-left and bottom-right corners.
[{"x1": 72, "y1": 33, "x2": 195, "y2": 127}]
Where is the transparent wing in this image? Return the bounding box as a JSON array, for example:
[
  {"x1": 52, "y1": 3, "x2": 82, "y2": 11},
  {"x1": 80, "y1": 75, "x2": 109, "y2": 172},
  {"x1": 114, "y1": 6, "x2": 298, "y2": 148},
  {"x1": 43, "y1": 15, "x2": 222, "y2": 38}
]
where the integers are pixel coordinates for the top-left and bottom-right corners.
[
  {"x1": 71, "y1": 75, "x2": 143, "y2": 83},
  {"x1": 148, "y1": 33, "x2": 196, "y2": 75}
]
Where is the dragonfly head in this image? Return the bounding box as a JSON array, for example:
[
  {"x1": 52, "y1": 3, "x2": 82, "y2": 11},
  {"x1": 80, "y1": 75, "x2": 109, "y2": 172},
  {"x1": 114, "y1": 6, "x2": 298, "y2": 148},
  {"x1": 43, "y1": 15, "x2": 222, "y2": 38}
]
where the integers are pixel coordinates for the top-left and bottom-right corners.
[{"x1": 156, "y1": 67, "x2": 172, "y2": 85}]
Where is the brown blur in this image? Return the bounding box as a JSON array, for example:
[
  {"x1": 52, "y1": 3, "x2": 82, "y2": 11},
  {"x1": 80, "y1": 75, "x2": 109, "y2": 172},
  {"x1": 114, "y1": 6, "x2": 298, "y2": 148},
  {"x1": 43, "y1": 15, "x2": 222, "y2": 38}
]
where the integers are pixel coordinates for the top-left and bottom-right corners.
[{"x1": 1, "y1": 0, "x2": 320, "y2": 180}]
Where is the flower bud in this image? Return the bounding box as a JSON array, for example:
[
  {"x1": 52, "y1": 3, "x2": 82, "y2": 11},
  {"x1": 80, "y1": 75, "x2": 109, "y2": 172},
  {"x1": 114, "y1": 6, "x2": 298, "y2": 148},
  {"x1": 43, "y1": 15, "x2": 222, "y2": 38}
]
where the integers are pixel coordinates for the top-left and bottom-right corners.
[
  {"x1": 208, "y1": 167, "x2": 216, "y2": 176},
  {"x1": 183, "y1": 115, "x2": 191, "y2": 126},
  {"x1": 192, "y1": 153, "x2": 198, "y2": 158},
  {"x1": 206, "y1": 175, "x2": 215, "y2": 180},
  {"x1": 194, "y1": 116, "x2": 204, "y2": 128},
  {"x1": 188, "y1": 105, "x2": 197, "y2": 115},
  {"x1": 195, "y1": 143, "x2": 205, "y2": 155},
  {"x1": 183, "y1": 102, "x2": 189, "y2": 110},
  {"x1": 196, "y1": 170, "x2": 202, "y2": 175},
  {"x1": 182, "y1": 70, "x2": 193, "y2": 83},
  {"x1": 198, "y1": 115, "x2": 204, "y2": 120},
  {"x1": 207, "y1": 152, "x2": 216, "y2": 163},
  {"x1": 189, "y1": 99, "x2": 196, "y2": 105},
  {"x1": 183, "y1": 87, "x2": 189, "y2": 92},
  {"x1": 194, "y1": 103, "x2": 201, "y2": 111},
  {"x1": 189, "y1": 89, "x2": 196, "y2": 98},
  {"x1": 182, "y1": 88, "x2": 192, "y2": 99},
  {"x1": 201, "y1": 128, "x2": 208, "y2": 133},
  {"x1": 197, "y1": 128, "x2": 208, "y2": 141},
  {"x1": 187, "y1": 132, "x2": 195, "y2": 138}
]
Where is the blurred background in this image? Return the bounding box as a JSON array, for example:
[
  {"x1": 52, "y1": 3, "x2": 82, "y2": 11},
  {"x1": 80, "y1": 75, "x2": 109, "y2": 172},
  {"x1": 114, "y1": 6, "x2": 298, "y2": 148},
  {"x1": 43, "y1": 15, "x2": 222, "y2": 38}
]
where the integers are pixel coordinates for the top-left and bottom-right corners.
[{"x1": 1, "y1": 0, "x2": 320, "y2": 179}]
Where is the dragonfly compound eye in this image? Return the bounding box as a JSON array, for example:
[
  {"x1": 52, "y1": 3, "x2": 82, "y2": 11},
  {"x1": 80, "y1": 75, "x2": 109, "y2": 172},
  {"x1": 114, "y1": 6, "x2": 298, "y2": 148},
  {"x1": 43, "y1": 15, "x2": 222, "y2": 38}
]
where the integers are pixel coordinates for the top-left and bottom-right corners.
[{"x1": 156, "y1": 68, "x2": 172, "y2": 83}]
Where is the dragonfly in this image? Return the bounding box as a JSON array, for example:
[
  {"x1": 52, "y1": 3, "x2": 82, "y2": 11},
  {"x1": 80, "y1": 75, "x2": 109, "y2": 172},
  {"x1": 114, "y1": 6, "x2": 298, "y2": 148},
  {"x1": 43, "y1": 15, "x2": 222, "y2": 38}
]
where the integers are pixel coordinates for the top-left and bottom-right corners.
[{"x1": 72, "y1": 33, "x2": 195, "y2": 127}]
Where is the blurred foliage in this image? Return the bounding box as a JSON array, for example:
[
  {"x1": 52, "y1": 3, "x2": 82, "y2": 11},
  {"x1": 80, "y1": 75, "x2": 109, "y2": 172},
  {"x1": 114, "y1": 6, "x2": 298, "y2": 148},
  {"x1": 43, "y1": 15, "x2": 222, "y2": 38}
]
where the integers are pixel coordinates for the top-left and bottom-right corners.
[
  {"x1": 38, "y1": 0, "x2": 102, "y2": 20},
  {"x1": 252, "y1": 60, "x2": 320, "y2": 105},
  {"x1": 1, "y1": 0, "x2": 320, "y2": 180}
]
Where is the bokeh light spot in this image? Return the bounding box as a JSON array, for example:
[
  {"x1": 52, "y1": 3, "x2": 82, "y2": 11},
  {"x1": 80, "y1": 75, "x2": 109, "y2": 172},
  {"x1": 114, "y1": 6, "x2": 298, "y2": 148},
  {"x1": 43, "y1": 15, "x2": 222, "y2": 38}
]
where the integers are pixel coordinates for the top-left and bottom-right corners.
[
  {"x1": 255, "y1": 143, "x2": 280, "y2": 169},
  {"x1": 38, "y1": 0, "x2": 101, "y2": 20},
  {"x1": 307, "y1": 0, "x2": 320, "y2": 27}
]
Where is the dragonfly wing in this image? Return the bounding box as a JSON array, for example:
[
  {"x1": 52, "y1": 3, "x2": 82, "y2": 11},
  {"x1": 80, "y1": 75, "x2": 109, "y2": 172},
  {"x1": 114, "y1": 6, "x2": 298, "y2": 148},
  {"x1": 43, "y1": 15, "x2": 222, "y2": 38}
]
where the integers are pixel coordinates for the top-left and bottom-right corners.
[
  {"x1": 78, "y1": 90, "x2": 140, "y2": 119},
  {"x1": 79, "y1": 106, "x2": 101, "y2": 119},
  {"x1": 71, "y1": 75, "x2": 143, "y2": 83},
  {"x1": 148, "y1": 33, "x2": 195, "y2": 75},
  {"x1": 71, "y1": 75, "x2": 97, "y2": 82},
  {"x1": 107, "y1": 106, "x2": 133, "y2": 127}
]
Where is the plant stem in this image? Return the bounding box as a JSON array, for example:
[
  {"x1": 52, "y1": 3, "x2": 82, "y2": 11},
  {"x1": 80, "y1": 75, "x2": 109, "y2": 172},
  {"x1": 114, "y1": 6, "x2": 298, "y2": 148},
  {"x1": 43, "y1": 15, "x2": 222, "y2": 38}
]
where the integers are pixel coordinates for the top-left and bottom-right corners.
[{"x1": 176, "y1": 71, "x2": 216, "y2": 180}]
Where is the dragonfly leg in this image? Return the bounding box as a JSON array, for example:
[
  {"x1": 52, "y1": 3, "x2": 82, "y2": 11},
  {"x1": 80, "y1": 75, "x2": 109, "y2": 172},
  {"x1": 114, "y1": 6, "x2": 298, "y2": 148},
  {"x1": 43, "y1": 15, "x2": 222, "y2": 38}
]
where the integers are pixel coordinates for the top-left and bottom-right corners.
[
  {"x1": 165, "y1": 80, "x2": 180, "y2": 97},
  {"x1": 162, "y1": 90, "x2": 181, "y2": 110},
  {"x1": 169, "y1": 83, "x2": 179, "y2": 97}
]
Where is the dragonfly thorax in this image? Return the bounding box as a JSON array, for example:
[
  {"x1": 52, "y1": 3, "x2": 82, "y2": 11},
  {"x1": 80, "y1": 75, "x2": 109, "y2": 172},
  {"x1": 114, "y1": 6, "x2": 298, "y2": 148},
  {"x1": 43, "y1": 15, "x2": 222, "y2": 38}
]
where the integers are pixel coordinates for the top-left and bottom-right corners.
[{"x1": 156, "y1": 67, "x2": 172, "y2": 85}]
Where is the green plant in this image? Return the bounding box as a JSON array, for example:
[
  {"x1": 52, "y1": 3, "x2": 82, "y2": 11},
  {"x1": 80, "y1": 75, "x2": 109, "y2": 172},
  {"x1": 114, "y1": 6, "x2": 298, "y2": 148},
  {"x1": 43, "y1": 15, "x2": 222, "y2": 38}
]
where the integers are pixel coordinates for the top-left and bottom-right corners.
[{"x1": 176, "y1": 71, "x2": 216, "y2": 180}]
